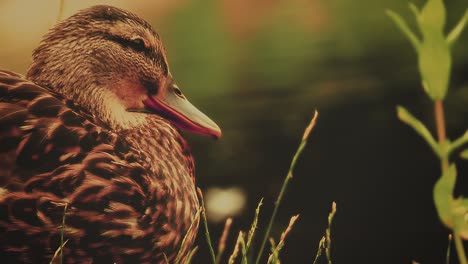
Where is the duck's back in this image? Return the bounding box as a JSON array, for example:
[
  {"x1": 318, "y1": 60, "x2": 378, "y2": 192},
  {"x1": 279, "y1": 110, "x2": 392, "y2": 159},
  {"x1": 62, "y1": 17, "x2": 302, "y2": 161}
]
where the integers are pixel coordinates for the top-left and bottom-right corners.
[{"x1": 0, "y1": 69, "x2": 163, "y2": 263}]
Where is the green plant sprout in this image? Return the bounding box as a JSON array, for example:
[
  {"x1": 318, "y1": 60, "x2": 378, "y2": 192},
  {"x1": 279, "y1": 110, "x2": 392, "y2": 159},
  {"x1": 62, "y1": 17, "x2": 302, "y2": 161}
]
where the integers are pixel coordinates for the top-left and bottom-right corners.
[{"x1": 387, "y1": 0, "x2": 468, "y2": 263}]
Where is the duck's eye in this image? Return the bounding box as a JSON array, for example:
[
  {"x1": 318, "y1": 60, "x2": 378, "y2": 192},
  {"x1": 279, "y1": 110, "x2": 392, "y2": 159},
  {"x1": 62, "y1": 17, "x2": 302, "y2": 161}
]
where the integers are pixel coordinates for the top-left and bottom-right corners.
[
  {"x1": 111, "y1": 36, "x2": 148, "y2": 52},
  {"x1": 129, "y1": 38, "x2": 146, "y2": 51},
  {"x1": 174, "y1": 87, "x2": 184, "y2": 98}
]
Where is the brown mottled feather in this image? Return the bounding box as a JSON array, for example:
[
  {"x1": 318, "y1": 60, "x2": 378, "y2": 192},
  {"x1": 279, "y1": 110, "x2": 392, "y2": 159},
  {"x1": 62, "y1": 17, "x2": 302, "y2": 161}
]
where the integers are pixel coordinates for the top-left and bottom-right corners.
[
  {"x1": 0, "y1": 61, "x2": 197, "y2": 263},
  {"x1": 0, "y1": 5, "x2": 205, "y2": 263}
]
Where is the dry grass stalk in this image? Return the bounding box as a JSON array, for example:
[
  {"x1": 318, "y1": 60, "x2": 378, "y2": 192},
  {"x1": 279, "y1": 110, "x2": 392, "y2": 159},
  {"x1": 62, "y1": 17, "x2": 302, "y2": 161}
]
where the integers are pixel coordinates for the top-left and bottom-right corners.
[
  {"x1": 268, "y1": 238, "x2": 278, "y2": 264},
  {"x1": 228, "y1": 231, "x2": 245, "y2": 264},
  {"x1": 312, "y1": 236, "x2": 326, "y2": 264},
  {"x1": 325, "y1": 202, "x2": 337, "y2": 264},
  {"x1": 49, "y1": 239, "x2": 69, "y2": 264},
  {"x1": 216, "y1": 218, "x2": 233, "y2": 264},
  {"x1": 246, "y1": 198, "x2": 263, "y2": 252},
  {"x1": 267, "y1": 215, "x2": 300, "y2": 264}
]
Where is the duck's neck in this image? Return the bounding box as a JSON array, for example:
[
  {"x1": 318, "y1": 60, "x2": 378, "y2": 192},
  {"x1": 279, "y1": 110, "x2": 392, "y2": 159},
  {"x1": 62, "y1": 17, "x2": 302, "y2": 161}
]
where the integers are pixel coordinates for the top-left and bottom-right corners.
[{"x1": 122, "y1": 117, "x2": 199, "y2": 258}]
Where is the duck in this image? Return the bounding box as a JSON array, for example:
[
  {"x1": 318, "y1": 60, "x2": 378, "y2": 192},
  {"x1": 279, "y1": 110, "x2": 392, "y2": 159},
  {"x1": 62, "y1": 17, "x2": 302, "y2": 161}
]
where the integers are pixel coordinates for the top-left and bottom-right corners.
[{"x1": 0, "y1": 5, "x2": 221, "y2": 264}]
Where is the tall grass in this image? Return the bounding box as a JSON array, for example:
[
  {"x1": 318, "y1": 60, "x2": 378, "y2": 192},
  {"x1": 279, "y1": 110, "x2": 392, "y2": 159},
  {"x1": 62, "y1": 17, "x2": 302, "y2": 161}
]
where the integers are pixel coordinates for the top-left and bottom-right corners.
[{"x1": 191, "y1": 110, "x2": 336, "y2": 264}]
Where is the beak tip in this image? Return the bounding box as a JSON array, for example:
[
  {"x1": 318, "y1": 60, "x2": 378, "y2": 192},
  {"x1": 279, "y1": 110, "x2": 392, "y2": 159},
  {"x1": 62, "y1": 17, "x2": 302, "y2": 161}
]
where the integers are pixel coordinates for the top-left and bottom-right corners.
[{"x1": 211, "y1": 130, "x2": 222, "y2": 140}]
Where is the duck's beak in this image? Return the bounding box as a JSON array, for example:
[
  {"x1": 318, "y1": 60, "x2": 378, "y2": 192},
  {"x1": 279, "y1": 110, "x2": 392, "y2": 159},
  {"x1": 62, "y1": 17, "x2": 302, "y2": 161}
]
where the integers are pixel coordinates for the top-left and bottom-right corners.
[{"x1": 143, "y1": 85, "x2": 222, "y2": 139}]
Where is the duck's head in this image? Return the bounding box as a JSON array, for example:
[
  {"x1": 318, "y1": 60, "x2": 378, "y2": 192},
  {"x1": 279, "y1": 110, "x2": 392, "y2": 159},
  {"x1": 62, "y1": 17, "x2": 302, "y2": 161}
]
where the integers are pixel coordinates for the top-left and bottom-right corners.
[{"x1": 27, "y1": 5, "x2": 221, "y2": 138}]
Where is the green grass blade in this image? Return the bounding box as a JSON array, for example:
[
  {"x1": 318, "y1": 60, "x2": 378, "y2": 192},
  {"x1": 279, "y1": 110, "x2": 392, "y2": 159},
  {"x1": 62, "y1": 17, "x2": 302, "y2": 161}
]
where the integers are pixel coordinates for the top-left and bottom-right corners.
[
  {"x1": 184, "y1": 246, "x2": 199, "y2": 264},
  {"x1": 197, "y1": 188, "x2": 216, "y2": 264}
]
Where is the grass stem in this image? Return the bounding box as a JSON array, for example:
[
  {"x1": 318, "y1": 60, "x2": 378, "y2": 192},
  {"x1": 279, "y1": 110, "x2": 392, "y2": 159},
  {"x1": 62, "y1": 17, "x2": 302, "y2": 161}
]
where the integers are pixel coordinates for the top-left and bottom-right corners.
[
  {"x1": 216, "y1": 218, "x2": 233, "y2": 264},
  {"x1": 255, "y1": 111, "x2": 318, "y2": 264},
  {"x1": 325, "y1": 202, "x2": 337, "y2": 264},
  {"x1": 197, "y1": 188, "x2": 217, "y2": 264},
  {"x1": 312, "y1": 237, "x2": 325, "y2": 264}
]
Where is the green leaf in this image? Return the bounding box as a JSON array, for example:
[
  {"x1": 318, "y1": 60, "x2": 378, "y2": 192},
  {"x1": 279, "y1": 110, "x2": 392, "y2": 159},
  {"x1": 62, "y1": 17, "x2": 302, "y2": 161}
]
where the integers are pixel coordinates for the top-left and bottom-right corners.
[
  {"x1": 409, "y1": 3, "x2": 420, "y2": 19},
  {"x1": 409, "y1": 3, "x2": 422, "y2": 32},
  {"x1": 396, "y1": 106, "x2": 440, "y2": 156},
  {"x1": 461, "y1": 149, "x2": 468, "y2": 160},
  {"x1": 386, "y1": 10, "x2": 421, "y2": 50},
  {"x1": 419, "y1": 0, "x2": 446, "y2": 32},
  {"x1": 433, "y1": 165, "x2": 468, "y2": 239},
  {"x1": 417, "y1": 29, "x2": 451, "y2": 100},
  {"x1": 447, "y1": 9, "x2": 468, "y2": 46},
  {"x1": 452, "y1": 198, "x2": 468, "y2": 239},
  {"x1": 449, "y1": 130, "x2": 468, "y2": 155},
  {"x1": 433, "y1": 165, "x2": 457, "y2": 228}
]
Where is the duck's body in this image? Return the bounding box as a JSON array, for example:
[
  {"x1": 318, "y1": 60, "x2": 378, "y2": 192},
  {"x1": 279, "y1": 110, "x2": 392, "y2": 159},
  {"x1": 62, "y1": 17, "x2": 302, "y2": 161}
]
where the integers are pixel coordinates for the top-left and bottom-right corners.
[{"x1": 0, "y1": 5, "x2": 220, "y2": 264}]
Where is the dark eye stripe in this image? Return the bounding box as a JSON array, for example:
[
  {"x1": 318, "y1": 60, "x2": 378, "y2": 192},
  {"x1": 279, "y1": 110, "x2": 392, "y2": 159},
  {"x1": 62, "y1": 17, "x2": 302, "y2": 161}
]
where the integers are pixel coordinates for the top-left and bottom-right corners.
[
  {"x1": 105, "y1": 35, "x2": 148, "y2": 52},
  {"x1": 103, "y1": 34, "x2": 169, "y2": 76}
]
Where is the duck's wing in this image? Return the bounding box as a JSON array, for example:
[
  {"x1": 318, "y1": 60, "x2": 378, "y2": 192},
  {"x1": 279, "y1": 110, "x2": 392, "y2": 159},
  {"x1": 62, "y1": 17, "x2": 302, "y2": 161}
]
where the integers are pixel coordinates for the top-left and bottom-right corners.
[
  {"x1": 0, "y1": 69, "x2": 155, "y2": 263},
  {"x1": 1, "y1": 69, "x2": 86, "y2": 181}
]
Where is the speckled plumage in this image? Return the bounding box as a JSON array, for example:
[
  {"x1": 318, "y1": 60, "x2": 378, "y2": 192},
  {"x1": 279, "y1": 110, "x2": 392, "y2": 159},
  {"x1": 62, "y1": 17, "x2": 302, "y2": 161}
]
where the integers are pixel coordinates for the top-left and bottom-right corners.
[{"x1": 0, "y1": 5, "x2": 206, "y2": 264}]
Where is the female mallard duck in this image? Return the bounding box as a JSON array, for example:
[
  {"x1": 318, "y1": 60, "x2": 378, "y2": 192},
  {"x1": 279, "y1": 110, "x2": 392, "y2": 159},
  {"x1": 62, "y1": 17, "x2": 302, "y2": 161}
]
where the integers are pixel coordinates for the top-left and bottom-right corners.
[{"x1": 0, "y1": 5, "x2": 221, "y2": 263}]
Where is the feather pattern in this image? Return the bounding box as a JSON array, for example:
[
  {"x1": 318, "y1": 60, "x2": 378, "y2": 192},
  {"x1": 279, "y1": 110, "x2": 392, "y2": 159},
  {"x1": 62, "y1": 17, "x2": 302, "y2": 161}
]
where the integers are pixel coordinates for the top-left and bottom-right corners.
[{"x1": 0, "y1": 24, "x2": 199, "y2": 264}]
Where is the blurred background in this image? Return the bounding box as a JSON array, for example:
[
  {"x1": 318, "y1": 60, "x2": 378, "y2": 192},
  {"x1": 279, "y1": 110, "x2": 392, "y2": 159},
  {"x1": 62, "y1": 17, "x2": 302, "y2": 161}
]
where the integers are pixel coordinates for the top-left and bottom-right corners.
[{"x1": 1, "y1": 0, "x2": 467, "y2": 263}]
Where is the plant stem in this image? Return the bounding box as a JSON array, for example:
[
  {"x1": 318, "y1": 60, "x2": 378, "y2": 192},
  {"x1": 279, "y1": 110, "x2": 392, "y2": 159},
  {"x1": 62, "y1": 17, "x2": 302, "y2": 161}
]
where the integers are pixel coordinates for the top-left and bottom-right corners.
[
  {"x1": 197, "y1": 188, "x2": 217, "y2": 264},
  {"x1": 254, "y1": 170, "x2": 294, "y2": 264},
  {"x1": 445, "y1": 234, "x2": 452, "y2": 264},
  {"x1": 255, "y1": 111, "x2": 318, "y2": 264},
  {"x1": 434, "y1": 100, "x2": 449, "y2": 171},
  {"x1": 434, "y1": 100, "x2": 467, "y2": 263},
  {"x1": 454, "y1": 231, "x2": 467, "y2": 264},
  {"x1": 202, "y1": 207, "x2": 216, "y2": 263},
  {"x1": 216, "y1": 218, "x2": 232, "y2": 264}
]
